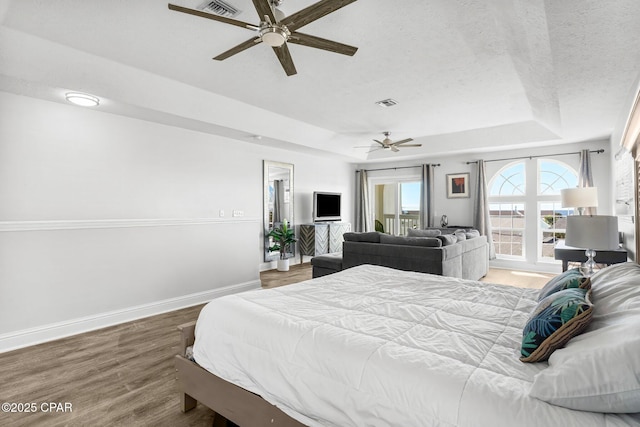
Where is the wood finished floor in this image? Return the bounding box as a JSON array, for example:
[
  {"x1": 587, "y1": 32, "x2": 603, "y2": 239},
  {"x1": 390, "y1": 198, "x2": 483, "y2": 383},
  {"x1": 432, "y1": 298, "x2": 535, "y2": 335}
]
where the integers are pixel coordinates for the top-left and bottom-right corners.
[
  {"x1": 0, "y1": 264, "x2": 554, "y2": 426},
  {"x1": 0, "y1": 304, "x2": 213, "y2": 427}
]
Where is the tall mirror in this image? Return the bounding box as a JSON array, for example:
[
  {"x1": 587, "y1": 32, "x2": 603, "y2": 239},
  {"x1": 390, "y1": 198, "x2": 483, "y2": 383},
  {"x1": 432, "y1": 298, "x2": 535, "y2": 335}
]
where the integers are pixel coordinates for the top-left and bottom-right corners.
[{"x1": 263, "y1": 160, "x2": 295, "y2": 262}]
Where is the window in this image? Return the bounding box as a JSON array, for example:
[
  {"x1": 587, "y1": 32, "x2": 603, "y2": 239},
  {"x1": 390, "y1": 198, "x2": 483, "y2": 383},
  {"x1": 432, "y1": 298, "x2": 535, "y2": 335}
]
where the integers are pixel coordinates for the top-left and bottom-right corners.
[
  {"x1": 538, "y1": 160, "x2": 578, "y2": 260},
  {"x1": 489, "y1": 162, "x2": 526, "y2": 259},
  {"x1": 489, "y1": 159, "x2": 578, "y2": 263}
]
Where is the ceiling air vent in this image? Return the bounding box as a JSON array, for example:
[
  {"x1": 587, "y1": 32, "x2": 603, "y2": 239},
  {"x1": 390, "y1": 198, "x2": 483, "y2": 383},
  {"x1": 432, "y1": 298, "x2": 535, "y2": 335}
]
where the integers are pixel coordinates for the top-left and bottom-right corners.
[
  {"x1": 375, "y1": 98, "x2": 398, "y2": 108},
  {"x1": 198, "y1": 0, "x2": 240, "y2": 17}
]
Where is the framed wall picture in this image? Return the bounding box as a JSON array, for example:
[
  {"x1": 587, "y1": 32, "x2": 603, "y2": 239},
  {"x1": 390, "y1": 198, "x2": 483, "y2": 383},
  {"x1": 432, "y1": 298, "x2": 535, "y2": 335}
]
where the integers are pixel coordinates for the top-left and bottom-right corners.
[{"x1": 446, "y1": 173, "x2": 470, "y2": 198}]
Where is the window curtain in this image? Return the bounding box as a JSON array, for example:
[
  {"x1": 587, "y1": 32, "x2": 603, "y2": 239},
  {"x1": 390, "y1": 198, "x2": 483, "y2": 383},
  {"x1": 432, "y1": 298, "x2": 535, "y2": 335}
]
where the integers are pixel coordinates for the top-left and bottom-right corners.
[
  {"x1": 420, "y1": 164, "x2": 435, "y2": 228},
  {"x1": 273, "y1": 179, "x2": 285, "y2": 223},
  {"x1": 473, "y1": 160, "x2": 496, "y2": 259},
  {"x1": 355, "y1": 170, "x2": 372, "y2": 232},
  {"x1": 578, "y1": 149, "x2": 597, "y2": 215}
]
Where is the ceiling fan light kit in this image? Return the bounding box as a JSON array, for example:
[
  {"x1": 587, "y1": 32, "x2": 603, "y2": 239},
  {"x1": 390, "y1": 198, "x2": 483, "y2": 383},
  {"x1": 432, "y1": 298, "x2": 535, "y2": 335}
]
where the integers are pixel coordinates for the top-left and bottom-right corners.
[
  {"x1": 168, "y1": 0, "x2": 359, "y2": 76},
  {"x1": 260, "y1": 24, "x2": 290, "y2": 47}
]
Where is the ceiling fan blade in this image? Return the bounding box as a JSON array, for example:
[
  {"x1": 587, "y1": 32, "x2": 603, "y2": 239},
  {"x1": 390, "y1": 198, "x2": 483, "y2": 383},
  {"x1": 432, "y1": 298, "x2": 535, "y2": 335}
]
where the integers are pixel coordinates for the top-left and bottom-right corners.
[
  {"x1": 213, "y1": 37, "x2": 262, "y2": 60},
  {"x1": 373, "y1": 139, "x2": 386, "y2": 147},
  {"x1": 397, "y1": 144, "x2": 422, "y2": 148},
  {"x1": 391, "y1": 146, "x2": 400, "y2": 152},
  {"x1": 251, "y1": 0, "x2": 277, "y2": 23},
  {"x1": 281, "y1": 0, "x2": 358, "y2": 32},
  {"x1": 168, "y1": 4, "x2": 256, "y2": 30},
  {"x1": 367, "y1": 147, "x2": 383, "y2": 153},
  {"x1": 272, "y1": 44, "x2": 297, "y2": 76},
  {"x1": 288, "y1": 32, "x2": 357, "y2": 56},
  {"x1": 391, "y1": 138, "x2": 414, "y2": 146}
]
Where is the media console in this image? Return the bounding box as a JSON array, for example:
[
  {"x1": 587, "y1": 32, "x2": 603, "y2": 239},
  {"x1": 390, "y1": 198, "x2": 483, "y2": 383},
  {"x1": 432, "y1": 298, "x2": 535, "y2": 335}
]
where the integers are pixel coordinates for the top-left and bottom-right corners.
[{"x1": 298, "y1": 223, "x2": 351, "y2": 263}]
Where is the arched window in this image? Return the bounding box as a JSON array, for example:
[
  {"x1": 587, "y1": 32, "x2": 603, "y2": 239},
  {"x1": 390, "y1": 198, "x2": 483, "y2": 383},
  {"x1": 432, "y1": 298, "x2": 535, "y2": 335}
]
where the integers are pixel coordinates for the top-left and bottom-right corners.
[
  {"x1": 538, "y1": 160, "x2": 578, "y2": 260},
  {"x1": 489, "y1": 162, "x2": 526, "y2": 259},
  {"x1": 489, "y1": 159, "x2": 578, "y2": 262},
  {"x1": 539, "y1": 160, "x2": 578, "y2": 195},
  {"x1": 491, "y1": 162, "x2": 525, "y2": 196}
]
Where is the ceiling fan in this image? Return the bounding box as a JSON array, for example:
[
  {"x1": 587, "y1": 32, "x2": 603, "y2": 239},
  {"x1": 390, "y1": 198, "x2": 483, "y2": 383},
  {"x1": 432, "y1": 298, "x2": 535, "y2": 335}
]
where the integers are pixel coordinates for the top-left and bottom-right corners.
[
  {"x1": 168, "y1": 0, "x2": 359, "y2": 76},
  {"x1": 371, "y1": 132, "x2": 422, "y2": 152}
]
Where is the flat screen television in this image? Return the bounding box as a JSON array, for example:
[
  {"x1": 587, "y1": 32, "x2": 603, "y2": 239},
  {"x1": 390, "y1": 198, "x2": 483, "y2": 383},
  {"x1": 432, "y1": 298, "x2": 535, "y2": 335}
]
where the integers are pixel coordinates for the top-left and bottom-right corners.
[{"x1": 313, "y1": 191, "x2": 341, "y2": 222}]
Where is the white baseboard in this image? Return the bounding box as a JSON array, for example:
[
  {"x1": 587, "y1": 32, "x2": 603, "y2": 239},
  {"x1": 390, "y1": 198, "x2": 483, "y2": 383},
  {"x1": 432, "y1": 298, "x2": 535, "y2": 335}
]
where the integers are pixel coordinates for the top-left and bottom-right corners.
[
  {"x1": 0, "y1": 280, "x2": 260, "y2": 353},
  {"x1": 489, "y1": 259, "x2": 562, "y2": 274}
]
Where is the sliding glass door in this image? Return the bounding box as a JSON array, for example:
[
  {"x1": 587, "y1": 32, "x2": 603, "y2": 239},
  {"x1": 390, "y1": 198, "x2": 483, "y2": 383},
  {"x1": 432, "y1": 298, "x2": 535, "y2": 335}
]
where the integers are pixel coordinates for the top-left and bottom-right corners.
[{"x1": 372, "y1": 180, "x2": 421, "y2": 235}]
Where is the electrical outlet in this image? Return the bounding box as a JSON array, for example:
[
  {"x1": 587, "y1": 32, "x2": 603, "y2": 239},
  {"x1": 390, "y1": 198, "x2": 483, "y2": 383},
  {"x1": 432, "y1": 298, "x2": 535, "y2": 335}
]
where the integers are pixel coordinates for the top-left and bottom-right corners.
[
  {"x1": 232, "y1": 210, "x2": 244, "y2": 217},
  {"x1": 219, "y1": 209, "x2": 225, "y2": 217}
]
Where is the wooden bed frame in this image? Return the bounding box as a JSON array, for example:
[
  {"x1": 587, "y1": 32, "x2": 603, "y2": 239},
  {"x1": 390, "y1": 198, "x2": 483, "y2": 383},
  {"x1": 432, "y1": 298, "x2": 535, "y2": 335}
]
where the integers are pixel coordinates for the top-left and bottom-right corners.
[{"x1": 174, "y1": 321, "x2": 307, "y2": 427}]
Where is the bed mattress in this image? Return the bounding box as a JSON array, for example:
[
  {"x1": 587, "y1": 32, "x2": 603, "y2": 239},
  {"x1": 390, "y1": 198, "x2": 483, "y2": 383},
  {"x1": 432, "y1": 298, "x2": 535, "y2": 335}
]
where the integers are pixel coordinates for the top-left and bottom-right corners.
[{"x1": 193, "y1": 264, "x2": 639, "y2": 426}]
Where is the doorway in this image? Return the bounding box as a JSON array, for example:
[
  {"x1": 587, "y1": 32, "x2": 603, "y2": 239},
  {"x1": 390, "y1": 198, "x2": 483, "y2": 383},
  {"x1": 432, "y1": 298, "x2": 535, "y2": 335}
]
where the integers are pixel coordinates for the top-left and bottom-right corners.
[{"x1": 373, "y1": 181, "x2": 421, "y2": 235}]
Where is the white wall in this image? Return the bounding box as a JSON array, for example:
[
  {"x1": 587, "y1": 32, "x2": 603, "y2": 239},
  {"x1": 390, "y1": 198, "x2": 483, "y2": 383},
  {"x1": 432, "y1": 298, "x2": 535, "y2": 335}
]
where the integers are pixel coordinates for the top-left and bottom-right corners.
[
  {"x1": 610, "y1": 71, "x2": 640, "y2": 261},
  {"x1": 0, "y1": 92, "x2": 354, "y2": 351}
]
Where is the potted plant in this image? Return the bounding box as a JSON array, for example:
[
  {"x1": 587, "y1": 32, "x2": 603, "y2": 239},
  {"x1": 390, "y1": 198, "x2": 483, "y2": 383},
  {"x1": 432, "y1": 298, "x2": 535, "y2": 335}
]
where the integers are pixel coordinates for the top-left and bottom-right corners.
[{"x1": 268, "y1": 219, "x2": 297, "y2": 271}]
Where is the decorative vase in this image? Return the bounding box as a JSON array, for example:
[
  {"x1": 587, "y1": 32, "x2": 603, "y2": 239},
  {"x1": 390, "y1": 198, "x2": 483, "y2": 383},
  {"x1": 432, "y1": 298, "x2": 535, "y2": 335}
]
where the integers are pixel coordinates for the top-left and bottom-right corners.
[{"x1": 277, "y1": 258, "x2": 290, "y2": 272}]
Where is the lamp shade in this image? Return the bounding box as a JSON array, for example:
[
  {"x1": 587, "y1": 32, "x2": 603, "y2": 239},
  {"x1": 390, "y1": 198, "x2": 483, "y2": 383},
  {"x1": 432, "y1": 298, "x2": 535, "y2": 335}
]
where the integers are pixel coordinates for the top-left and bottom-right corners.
[
  {"x1": 561, "y1": 187, "x2": 598, "y2": 208},
  {"x1": 565, "y1": 215, "x2": 619, "y2": 250}
]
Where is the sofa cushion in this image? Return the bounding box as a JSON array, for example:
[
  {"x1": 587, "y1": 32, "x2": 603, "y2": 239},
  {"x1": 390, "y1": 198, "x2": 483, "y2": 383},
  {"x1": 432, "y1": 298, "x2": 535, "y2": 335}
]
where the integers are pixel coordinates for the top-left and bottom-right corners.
[
  {"x1": 454, "y1": 231, "x2": 467, "y2": 241},
  {"x1": 343, "y1": 232, "x2": 381, "y2": 243},
  {"x1": 407, "y1": 229, "x2": 441, "y2": 237},
  {"x1": 437, "y1": 234, "x2": 457, "y2": 246},
  {"x1": 459, "y1": 235, "x2": 488, "y2": 251},
  {"x1": 465, "y1": 229, "x2": 480, "y2": 239},
  {"x1": 379, "y1": 234, "x2": 442, "y2": 247},
  {"x1": 439, "y1": 228, "x2": 457, "y2": 235},
  {"x1": 311, "y1": 253, "x2": 343, "y2": 269}
]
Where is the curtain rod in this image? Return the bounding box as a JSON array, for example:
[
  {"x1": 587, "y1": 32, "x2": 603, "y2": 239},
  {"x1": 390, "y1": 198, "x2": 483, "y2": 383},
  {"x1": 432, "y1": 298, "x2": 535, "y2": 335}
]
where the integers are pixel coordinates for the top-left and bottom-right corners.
[
  {"x1": 465, "y1": 149, "x2": 604, "y2": 165},
  {"x1": 358, "y1": 164, "x2": 441, "y2": 173}
]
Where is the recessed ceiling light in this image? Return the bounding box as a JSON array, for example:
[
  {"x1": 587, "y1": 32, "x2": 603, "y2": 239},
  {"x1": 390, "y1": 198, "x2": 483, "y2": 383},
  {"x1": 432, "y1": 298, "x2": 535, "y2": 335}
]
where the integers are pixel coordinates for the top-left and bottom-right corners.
[
  {"x1": 375, "y1": 98, "x2": 398, "y2": 108},
  {"x1": 65, "y1": 92, "x2": 100, "y2": 107}
]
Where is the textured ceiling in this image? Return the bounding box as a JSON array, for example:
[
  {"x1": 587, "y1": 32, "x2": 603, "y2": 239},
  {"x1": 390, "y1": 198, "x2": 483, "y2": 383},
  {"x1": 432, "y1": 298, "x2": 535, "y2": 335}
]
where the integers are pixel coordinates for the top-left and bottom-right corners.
[{"x1": 1, "y1": 0, "x2": 639, "y2": 162}]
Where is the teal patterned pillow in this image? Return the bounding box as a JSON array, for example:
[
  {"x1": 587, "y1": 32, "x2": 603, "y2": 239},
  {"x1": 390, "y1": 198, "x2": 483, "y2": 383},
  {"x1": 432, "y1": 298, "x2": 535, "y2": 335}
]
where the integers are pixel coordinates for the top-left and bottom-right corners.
[
  {"x1": 521, "y1": 288, "x2": 593, "y2": 363},
  {"x1": 538, "y1": 268, "x2": 591, "y2": 301}
]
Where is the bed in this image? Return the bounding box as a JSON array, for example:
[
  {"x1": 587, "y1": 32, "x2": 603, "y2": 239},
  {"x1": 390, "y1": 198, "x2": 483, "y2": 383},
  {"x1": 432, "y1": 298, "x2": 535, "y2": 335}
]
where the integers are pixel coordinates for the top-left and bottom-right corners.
[{"x1": 175, "y1": 263, "x2": 640, "y2": 426}]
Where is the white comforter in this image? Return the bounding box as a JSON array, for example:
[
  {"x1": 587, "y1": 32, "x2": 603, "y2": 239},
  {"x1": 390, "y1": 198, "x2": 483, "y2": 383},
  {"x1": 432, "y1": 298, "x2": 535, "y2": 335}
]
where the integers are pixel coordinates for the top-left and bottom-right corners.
[{"x1": 193, "y1": 264, "x2": 639, "y2": 427}]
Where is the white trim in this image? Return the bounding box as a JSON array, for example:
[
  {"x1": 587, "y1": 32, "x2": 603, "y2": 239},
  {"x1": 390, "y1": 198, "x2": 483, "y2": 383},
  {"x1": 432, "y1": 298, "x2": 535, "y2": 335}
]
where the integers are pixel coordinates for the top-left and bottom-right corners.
[
  {"x1": 0, "y1": 217, "x2": 261, "y2": 232},
  {"x1": 490, "y1": 259, "x2": 561, "y2": 274},
  {"x1": 0, "y1": 279, "x2": 260, "y2": 353}
]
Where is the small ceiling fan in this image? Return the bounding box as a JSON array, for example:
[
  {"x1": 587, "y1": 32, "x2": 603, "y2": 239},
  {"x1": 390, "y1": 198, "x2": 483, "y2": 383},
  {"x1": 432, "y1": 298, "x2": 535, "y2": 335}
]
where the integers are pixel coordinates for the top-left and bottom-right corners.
[
  {"x1": 371, "y1": 132, "x2": 422, "y2": 152},
  {"x1": 168, "y1": 0, "x2": 359, "y2": 76}
]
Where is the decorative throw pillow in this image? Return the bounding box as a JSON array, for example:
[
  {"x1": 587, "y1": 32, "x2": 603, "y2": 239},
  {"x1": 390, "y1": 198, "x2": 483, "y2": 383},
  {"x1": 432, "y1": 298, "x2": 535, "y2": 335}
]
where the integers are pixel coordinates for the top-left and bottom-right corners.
[
  {"x1": 529, "y1": 262, "x2": 640, "y2": 413},
  {"x1": 465, "y1": 229, "x2": 480, "y2": 239},
  {"x1": 437, "y1": 234, "x2": 457, "y2": 246},
  {"x1": 537, "y1": 268, "x2": 591, "y2": 301},
  {"x1": 453, "y1": 231, "x2": 466, "y2": 241},
  {"x1": 407, "y1": 228, "x2": 441, "y2": 237},
  {"x1": 520, "y1": 288, "x2": 593, "y2": 363}
]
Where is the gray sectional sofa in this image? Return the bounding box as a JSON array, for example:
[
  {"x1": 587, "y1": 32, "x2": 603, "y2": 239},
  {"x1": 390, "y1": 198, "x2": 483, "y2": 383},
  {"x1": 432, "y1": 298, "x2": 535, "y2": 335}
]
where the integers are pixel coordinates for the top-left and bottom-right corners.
[{"x1": 311, "y1": 228, "x2": 489, "y2": 281}]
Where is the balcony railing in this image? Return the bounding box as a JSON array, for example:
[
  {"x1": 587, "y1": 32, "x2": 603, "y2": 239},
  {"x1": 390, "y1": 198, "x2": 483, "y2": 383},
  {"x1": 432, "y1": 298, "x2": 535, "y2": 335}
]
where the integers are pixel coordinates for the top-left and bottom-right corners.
[{"x1": 381, "y1": 213, "x2": 420, "y2": 236}]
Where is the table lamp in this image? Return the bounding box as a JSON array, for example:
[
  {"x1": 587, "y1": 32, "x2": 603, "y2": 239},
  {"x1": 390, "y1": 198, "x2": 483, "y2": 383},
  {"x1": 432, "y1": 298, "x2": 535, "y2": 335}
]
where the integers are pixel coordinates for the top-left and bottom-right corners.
[
  {"x1": 565, "y1": 215, "x2": 619, "y2": 276},
  {"x1": 561, "y1": 187, "x2": 598, "y2": 215}
]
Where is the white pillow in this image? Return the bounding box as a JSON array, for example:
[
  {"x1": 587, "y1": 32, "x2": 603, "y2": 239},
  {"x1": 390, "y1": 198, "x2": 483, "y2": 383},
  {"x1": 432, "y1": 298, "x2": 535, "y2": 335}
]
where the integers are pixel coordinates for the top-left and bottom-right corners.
[{"x1": 529, "y1": 262, "x2": 640, "y2": 413}]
